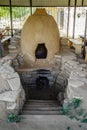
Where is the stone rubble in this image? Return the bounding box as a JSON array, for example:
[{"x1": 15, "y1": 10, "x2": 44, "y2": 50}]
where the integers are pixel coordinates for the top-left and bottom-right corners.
[
  {"x1": 58, "y1": 40, "x2": 87, "y2": 113},
  {"x1": 0, "y1": 55, "x2": 25, "y2": 120},
  {"x1": 1, "y1": 33, "x2": 87, "y2": 121},
  {"x1": 8, "y1": 30, "x2": 21, "y2": 56}
]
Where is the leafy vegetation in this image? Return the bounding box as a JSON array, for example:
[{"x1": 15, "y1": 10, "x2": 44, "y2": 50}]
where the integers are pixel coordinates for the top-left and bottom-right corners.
[
  {"x1": 8, "y1": 113, "x2": 21, "y2": 123},
  {"x1": 60, "y1": 98, "x2": 87, "y2": 123},
  {"x1": 0, "y1": 7, "x2": 30, "y2": 19}
]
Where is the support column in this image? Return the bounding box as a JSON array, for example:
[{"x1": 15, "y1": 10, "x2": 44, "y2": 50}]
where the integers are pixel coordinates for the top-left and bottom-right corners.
[
  {"x1": 84, "y1": 10, "x2": 87, "y2": 42},
  {"x1": 72, "y1": 0, "x2": 77, "y2": 39},
  {"x1": 30, "y1": 0, "x2": 32, "y2": 15},
  {"x1": 9, "y1": 0, "x2": 13, "y2": 37},
  {"x1": 82, "y1": 0, "x2": 84, "y2": 6},
  {"x1": 84, "y1": 11, "x2": 87, "y2": 61},
  {"x1": 67, "y1": 0, "x2": 70, "y2": 37}
]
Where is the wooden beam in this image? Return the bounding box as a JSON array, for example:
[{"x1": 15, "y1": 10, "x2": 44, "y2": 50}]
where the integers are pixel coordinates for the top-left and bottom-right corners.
[
  {"x1": 67, "y1": 0, "x2": 71, "y2": 37},
  {"x1": 9, "y1": 0, "x2": 13, "y2": 36},
  {"x1": 72, "y1": 0, "x2": 77, "y2": 39}
]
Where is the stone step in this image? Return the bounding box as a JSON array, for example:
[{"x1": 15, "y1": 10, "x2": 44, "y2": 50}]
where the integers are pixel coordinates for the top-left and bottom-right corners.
[
  {"x1": 23, "y1": 106, "x2": 59, "y2": 111},
  {"x1": 26, "y1": 100, "x2": 58, "y2": 103},
  {"x1": 22, "y1": 110, "x2": 60, "y2": 115},
  {"x1": 24, "y1": 101, "x2": 58, "y2": 107},
  {"x1": 22, "y1": 100, "x2": 60, "y2": 115},
  {"x1": 24, "y1": 103, "x2": 58, "y2": 108}
]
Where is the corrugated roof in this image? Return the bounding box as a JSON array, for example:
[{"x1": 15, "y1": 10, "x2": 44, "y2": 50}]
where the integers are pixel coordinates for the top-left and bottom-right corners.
[{"x1": 0, "y1": 0, "x2": 86, "y2": 7}]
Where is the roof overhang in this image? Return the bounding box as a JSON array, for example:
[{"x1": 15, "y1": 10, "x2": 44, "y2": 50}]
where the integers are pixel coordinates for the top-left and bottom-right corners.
[{"x1": 0, "y1": 0, "x2": 87, "y2": 7}]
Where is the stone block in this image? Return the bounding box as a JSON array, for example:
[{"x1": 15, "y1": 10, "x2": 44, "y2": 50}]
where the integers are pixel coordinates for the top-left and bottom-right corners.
[
  {"x1": 7, "y1": 72, "x2": 19, "y2": 79},
  {"x1": 0, "y1": 76, "x2": 10, "y2": 94},
  {"x1": 68, "y1": 79, "x2": 85, "y2": 88},
  {"x1": 7, "y1": 102, "x2": 17, "y2": 110},
  {"x1": 7, "y1": 77, "x2": 21, "y2": 91},
  {"x1": 77, "y1": 70, "x2": 87, "y2": 78},
  {"x1": 0, "y1": 90, "x2": 21, "y2": 102},
  {"x1": 69, "y1": 72, "x2": 79, "y2": 80}
]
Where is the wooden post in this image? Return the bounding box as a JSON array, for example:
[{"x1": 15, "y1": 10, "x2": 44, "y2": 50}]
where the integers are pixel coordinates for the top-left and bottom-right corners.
[{"x1": 72, "y1": 0, "x2": 77, "y2": 39}]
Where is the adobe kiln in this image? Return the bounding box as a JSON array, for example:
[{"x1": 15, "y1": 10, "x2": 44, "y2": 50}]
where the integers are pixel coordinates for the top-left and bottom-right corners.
[{"x1": 21, "y1": 8, "x2": 60, "y2": 67}]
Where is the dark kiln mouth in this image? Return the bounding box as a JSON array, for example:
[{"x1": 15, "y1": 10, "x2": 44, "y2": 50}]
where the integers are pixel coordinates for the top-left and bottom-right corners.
[
  {"x1": 35, "y1": 43, "x2": 47, "y2": 59},
  {"x1": 36, "y1": 76, "x2": 49, "y2": 89}
]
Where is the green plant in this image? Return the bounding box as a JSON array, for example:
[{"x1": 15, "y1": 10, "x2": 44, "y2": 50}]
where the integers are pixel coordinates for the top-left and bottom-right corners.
[
  {"x1": 8, "y1": 113, "x2": 21, "y2": 123},
  {"x1": 77, "y1": 13, "x2": 81, "y2": 18}
]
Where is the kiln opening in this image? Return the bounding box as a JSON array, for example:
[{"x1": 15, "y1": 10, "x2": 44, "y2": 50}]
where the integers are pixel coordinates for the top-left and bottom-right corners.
[
  {"x1": 36, "y1": 76, "x2": 49, "y2": 89},
  {"x1": 35, "y1": 43, "x2": 47, "y2": 59}
]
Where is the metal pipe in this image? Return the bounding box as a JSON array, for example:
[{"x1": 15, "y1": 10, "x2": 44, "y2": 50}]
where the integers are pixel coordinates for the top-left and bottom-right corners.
[
  {"x1": 82, "y1": 0, "x2": 84, "y2": 6},
  {"x1": 30, "y1": 0, "x2": 32, "y2": 15},
  {"x1": 67, "y1": 0, "x2": 71, "y2": 37},
  {"x1": 9, "y1": 0, "x2": 13, "y2": 36},
  {"x1": 72, "y1": 0, "x2": 77, "y2": 39},
  {"x1": 84, "y1": 10, "x2": 87, "y2": 42}
]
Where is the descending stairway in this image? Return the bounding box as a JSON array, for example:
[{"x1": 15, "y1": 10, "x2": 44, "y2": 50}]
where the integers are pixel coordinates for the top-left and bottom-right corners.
[{"x1": 22, "y1": 100, "x2": 60, "y2": 115}]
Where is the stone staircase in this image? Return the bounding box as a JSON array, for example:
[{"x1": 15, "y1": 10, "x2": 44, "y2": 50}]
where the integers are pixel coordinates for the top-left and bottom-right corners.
[{"x1": 22, "y1": 100, "x2": 60, "y2": 115}]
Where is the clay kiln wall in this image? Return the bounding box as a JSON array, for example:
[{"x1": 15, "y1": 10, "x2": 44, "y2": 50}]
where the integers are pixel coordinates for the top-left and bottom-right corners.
[{"x1": 21, "y1": 9, "x2": 60, "y2": 65}]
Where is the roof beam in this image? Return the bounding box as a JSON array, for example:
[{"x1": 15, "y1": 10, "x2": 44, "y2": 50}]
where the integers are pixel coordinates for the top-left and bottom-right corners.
[{"x1": 0, "y1": 0, "x2": 87, "y2": 7}]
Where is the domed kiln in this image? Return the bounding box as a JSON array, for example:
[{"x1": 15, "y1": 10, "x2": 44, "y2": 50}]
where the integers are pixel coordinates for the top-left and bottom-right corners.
[{"x1": 21, "y1": 8, "x2": 60, "y2": 66}]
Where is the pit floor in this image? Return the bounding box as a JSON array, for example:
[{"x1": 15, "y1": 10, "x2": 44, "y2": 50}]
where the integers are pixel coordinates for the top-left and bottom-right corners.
[{"x1": 0, "y1": 115, "x2": 87, "y2": 130}]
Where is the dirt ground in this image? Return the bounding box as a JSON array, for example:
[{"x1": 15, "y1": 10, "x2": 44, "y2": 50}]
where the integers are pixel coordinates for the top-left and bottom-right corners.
[{"x1": 0, "y1": 115, "x2": 87, "y2": 130}]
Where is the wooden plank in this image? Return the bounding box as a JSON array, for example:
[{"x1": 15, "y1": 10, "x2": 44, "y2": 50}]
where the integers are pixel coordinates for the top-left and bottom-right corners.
[
  {"x1": 69, "y1": 39, "x2": 82, "y2": 44},
  {"x1": 68, "y1": 38, "x2": 82, "y2": 54}
]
